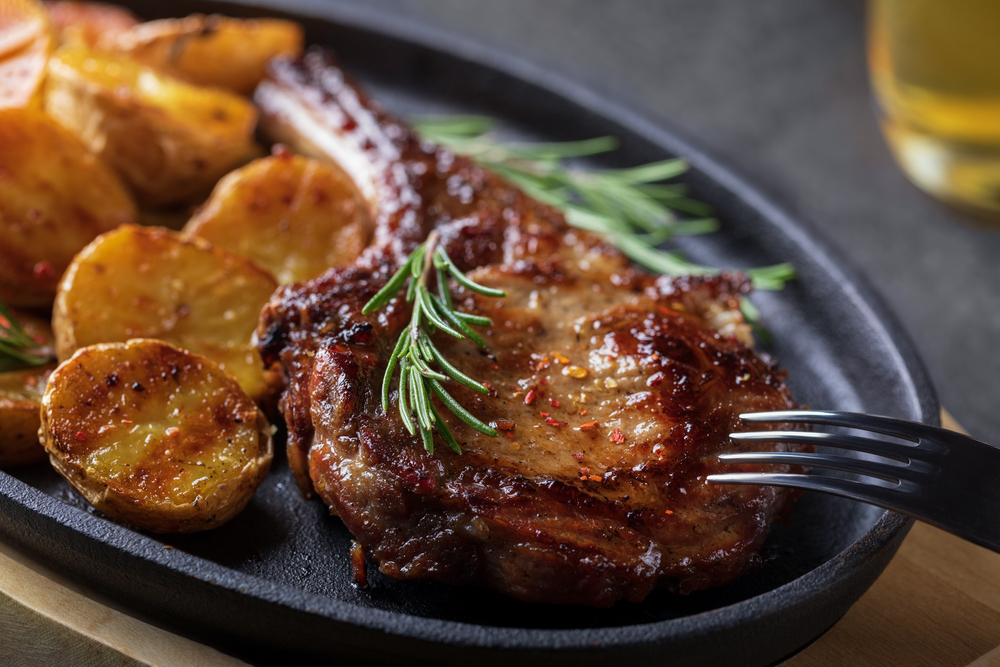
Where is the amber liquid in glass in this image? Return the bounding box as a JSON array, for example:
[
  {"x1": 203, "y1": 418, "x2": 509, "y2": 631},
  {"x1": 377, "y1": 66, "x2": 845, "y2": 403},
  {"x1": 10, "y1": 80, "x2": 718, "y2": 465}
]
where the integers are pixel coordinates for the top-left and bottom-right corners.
[{"x1": 868, "y1": 0, "x2": 1000, "y2": 218}]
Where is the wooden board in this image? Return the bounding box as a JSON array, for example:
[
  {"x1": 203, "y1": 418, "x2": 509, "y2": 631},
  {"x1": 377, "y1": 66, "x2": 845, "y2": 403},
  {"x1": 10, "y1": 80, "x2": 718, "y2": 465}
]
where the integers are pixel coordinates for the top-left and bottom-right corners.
[{"x1": 0, "y1": 409, "x2": 996, "y2": 666}]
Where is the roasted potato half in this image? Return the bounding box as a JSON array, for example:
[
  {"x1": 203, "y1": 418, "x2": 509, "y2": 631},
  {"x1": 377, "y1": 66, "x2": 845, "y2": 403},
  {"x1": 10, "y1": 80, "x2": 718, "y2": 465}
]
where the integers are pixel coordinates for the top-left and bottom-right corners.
[
  {"x1": 0, "y1": 308, "x2": 55, "y2": 467},
  {"x1": 184, "y1": 153, "x2": 372, "y2": 284},
  {"x1": 108, "y1": 13, "x2": 303, "y2": 95},
  {"x1": 44, "y1": 42, "x2": 259, "y2": 206},
  {"x1": 0, "y1": 363, "x2": 54, "y2": 467},
  {"x1": 0, "y1": 107, "x2": 137, "y2": 307},
  {"x1": 0, "y1": 0, "x2": 55, "y2": 108},
  {"x1": 40, "y1": 339, "x2": 273, "y2": 533},
  {"x1": 43, "y1": 0, "x2": 138, "y2": 47},
  {"x1": 54, "y1": 225, "x2": 282, "y2": 407}
]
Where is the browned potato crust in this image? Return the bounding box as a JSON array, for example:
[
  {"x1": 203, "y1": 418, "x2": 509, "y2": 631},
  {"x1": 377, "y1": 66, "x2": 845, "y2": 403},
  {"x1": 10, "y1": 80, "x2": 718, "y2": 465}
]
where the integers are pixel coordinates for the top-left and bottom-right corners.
[
  {"x1": 184, "y1": 153, "x2": 372, "y2": 284},
  {"x1": 53, "y1": 225, "x2": 282, "y2": 407},
  {"x1": 44, "y1": 42, "x2": 260, "y2": 206},
  {"x1": 0, "y1": 107, "x2": 137, "y2": 307},
  {"x1": 43, "y1": 0, "x2": 139, "y2": 46},
  {"x1": 40, "y1": 339, "x2": 273, "y2": 533},
  {"x1": 107, "y1": 14, "x2": 303, "y2": 95}
]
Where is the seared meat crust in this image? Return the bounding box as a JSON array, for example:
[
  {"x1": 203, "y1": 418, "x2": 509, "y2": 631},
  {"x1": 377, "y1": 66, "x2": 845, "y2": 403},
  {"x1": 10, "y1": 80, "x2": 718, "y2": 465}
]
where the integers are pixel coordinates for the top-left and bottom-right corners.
[{"x1": 257, "y1": 49, "x2": 802, "y2": 606}]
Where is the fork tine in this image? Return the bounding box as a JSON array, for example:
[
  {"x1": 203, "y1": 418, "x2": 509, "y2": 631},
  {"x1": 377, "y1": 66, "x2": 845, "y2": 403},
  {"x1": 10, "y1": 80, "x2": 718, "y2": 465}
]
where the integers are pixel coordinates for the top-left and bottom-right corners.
[
  {"x1": 739, "y1": 410, "x2": 945, "y2": 443},
  {"x1": 706, "y1": 472, "x2": 917, "y2": 513},
  {"x1": 730, "y1": 431, "x2": 919, "y2": 462},
  {"x1": 719, "y1": 451, "x2": 908, "y2": 483}
]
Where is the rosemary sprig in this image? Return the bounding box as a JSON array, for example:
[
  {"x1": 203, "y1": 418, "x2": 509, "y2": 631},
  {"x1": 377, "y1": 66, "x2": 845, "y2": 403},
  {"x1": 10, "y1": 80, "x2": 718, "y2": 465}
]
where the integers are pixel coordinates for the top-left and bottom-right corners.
[
  {"x1": 0, "y1": 301, "x2": 53, "y2": 371},
  {"x1": 412, "y1": 115, "x2": 795, "y2": 292},
  {"x1": 362, "y1": 231, "x2": 505, "y2": 454}
]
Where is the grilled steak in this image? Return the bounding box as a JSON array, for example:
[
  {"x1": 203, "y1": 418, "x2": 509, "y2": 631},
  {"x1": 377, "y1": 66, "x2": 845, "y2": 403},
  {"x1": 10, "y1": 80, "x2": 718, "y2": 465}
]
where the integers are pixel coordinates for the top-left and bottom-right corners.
[{"x1": 256, "y1": 49, "x2": 803, "y2": 606}]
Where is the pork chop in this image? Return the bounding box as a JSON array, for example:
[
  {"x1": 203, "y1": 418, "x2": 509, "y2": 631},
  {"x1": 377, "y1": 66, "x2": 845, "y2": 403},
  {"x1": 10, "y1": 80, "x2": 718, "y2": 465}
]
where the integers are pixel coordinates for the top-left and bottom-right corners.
[{"x1": 256, "y1": 49, "x2": 803, "y2": 606}]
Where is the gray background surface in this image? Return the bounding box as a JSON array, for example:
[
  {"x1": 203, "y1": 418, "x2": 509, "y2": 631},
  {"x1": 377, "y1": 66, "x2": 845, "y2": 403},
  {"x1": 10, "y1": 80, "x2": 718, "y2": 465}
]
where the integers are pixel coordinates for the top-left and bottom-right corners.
[{"x1": 356, "y1": 0, "x2": 1000, "y2": 443}]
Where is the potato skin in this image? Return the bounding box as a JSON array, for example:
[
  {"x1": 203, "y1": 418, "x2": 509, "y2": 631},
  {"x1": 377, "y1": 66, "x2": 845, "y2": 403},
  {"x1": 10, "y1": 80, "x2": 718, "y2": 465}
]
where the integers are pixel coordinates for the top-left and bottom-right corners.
[
  {"x1": 44, "y1": 42, "x2": 260, "y2": 206},
  {"x1": 0, "y1": 107, "x2": 137, "y2": 307},
  {"x1": 108, "y1": 14, "x2": 303, "y2": 95},
  {"x1": 40, "y1": 339, "x2": 273, "y2": 533},
  {"x1": 53, "y1": 224, "x2": 282, "y2": 408},
  {"x1": 184, "y1": 153, "x2": 372, "y2": 284}
]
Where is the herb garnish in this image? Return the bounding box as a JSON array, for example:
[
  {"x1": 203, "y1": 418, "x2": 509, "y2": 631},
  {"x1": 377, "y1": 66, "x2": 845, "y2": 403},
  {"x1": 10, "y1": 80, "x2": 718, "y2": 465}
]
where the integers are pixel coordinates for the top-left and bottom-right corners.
[
  {"x1": 413, "y1": 115, "x2": 796, "y2": 293},
  {"x1": 0, "y1": 301, "x2": 53, "y2": 371},
  {"x1": 362, "y1": 231, "x2": 505, "y2": 454}
]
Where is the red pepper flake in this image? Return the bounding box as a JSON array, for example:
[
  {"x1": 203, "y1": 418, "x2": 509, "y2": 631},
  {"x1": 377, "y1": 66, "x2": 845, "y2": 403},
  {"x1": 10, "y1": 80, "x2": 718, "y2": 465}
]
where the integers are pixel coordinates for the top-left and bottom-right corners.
[
  {"x1": 121, "y1": 419, "x2": 133, "y2": 425},
  {"x1": 572, "y1": 452, "x2": 584, "y2": 460},
  {"x1": 550, "y1": 399, "x2": 560, "y2": 408},
  {"x1": 534, "y1": 357, "x2": 551, "y2": 371},
  {"x1": 664, "y1": 509, "x2": 674, "y2": 515},
  {"x1": 539, "y1": 377, "x2": 548, "y2": 386},
  {"x1": 610, "y1": 428, "x2": 626, "y2": 444},
  {"x1": 493, "y1": 420, "x2": 515, "y2": 431},
  {"x1": 75, "y1": 431, "x2": 87, "y2": 442},
  {"x1": 588, "y1": 475, "x2": 602, "y2": 482},
  {"x1": 523, "y1": 389, "x2": 537, "y2": 405},
  {"x1": 579, "y1": 410, "x2": 588, "y2": 416},
  {"x1": 166, "y1": 427, "x2": 180, "y2": 437},
  {"x1": 540, "y1": 411, "x2": 550, "y2": 418},
  {"x1": 579, "y1": 421, "x2": 598, "y2": 430},
  {"x1": 580, "y1": 467, "x2": 591, "y2": 475},
  {"x1": 658, "y1": 306, "x2": 681, "y2": 317},
  {"x1": 545, "y1": 417, "x2": 567, "y2": 427},
  {"x1": 506, "y1": 431, "x2": 515, "y2": 439},
  {"x1": 491, "y1": 365, "x2": 499, "y2": 370},
  {"x1": 32, "y1": 261, "x2": 56, "y2": 280}
]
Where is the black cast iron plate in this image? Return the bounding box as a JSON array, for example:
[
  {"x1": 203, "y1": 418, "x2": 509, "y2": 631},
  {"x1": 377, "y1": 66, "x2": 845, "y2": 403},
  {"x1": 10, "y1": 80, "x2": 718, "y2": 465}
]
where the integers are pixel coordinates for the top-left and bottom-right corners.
[{"x1": 0, "y1": 2, "x2": 934, "y2": 665}]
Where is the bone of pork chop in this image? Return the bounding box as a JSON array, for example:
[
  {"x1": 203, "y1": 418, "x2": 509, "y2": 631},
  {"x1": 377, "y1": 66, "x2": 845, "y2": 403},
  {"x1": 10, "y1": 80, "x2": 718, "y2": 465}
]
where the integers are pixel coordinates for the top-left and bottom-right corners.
[{"x1": 256, "y1": 48, "x2": 803, "y2": 606}]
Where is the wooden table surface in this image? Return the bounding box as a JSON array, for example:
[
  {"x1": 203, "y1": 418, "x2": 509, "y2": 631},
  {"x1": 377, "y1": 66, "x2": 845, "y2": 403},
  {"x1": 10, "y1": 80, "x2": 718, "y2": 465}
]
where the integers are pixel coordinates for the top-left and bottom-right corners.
[{"x1": 1, "y1": 410, "x2": 997, "y2": 667}]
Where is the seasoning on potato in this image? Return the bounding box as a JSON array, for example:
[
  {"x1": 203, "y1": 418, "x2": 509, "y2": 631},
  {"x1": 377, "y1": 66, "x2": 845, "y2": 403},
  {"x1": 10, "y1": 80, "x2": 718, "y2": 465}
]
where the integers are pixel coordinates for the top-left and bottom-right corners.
[
  {"x1": 0, "y1": 106, "x2": 137, "y2": 307},
  {"x1": 40, "y1": 339, "x2": 273, "y2": 533},
  {"x1": 184, "y1": 152, "x2": 373, "y2": 285},
  {"x1": 106, "y1": 13, "x2": 303, "y2": 95},
  {"x1": 44, "y1": 41, "x2": 260, "y2": 206},
  {"x1": 53, "y1": 224, "x2": 282, "y2": 408}
]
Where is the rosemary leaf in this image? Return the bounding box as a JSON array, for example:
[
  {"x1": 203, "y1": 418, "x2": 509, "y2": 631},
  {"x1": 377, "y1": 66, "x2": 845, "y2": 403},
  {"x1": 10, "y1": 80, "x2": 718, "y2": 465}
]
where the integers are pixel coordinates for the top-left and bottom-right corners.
[{"x1": 363, "y1": 231, "x2": 506, "y2": 453}]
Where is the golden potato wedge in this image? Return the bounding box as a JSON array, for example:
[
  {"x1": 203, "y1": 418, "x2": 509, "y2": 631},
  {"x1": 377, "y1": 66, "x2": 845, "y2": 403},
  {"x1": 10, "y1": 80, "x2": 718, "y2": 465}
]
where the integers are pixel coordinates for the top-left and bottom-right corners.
[
  {"x1": 54, "y1": 225, "x2": 282, "y2": 407},
  {"x1": 43, "y1": 0, "x2": 138, "y2": 47},
  {"x1": 184, "y1": 153, "x2": 372, "y2": 284},
  {"x1": 0, "y1": 0, "x2": 55, "y2": 108},
  {"x1": 108, "y1": 14, "x2": 302, "y2": 95},
  {"x1": 40, "y1": 339, "x2": 273, "y2": 533},
  {"x1": 0, "y1": 363, "x2": 54, "y2": 466},
  {"x1": 0, "y1": 106, "x2": 137, "y2": 307},
  {"x1": 44, "y1": 42, "x2": 260, "y2": 206}
]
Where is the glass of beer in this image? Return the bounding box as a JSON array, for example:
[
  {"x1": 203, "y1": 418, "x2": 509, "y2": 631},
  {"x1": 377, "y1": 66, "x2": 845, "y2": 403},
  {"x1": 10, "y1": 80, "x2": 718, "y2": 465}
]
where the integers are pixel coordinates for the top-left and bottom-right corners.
[{"x1": 868, "y1": 0, "x2": 1000, "y2": 219}]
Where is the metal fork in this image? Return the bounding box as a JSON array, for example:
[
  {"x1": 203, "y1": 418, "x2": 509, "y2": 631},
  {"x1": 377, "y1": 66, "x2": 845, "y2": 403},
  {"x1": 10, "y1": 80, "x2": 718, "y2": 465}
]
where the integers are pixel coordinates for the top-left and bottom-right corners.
[{"x1": 706, "y1": 410, "x2": 1000, "y2": 554}]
